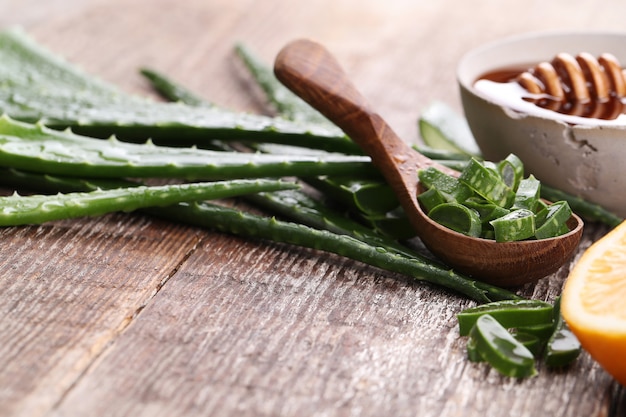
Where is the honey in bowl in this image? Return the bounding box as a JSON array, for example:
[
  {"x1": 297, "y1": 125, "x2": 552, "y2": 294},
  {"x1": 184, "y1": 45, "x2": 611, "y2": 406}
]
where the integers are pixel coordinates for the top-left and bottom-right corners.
[{"x1": 474, "y1": 52, "x2": 626, "y2": 122}]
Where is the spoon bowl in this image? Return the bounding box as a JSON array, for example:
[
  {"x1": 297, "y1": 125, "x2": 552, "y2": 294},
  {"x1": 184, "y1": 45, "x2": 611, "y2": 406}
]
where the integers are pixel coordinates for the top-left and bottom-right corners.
[{"x1": 274, "y1": 39, "x2": 583, "y2": 286}]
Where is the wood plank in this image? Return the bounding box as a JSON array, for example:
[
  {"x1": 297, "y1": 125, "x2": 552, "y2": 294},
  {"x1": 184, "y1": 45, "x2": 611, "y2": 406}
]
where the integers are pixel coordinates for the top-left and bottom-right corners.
[
  {"x1": 1, "y1": 0, "x2": 625, "y2": 416},
  {"x1": 51, "y1": 225, "x2": 615, "y2": 417},
  {"x1": 0, "y1": 214, "x2": 205, "y2": 417}
]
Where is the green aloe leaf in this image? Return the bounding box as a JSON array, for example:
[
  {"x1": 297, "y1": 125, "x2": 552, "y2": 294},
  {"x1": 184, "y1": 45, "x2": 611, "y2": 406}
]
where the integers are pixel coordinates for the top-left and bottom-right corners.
[
  {"x1": 0, "y1": 27, "x2": 347, "y2": 150},
  {"x1": 0, "y1": 115, "x2": 375, "y2": 180}
]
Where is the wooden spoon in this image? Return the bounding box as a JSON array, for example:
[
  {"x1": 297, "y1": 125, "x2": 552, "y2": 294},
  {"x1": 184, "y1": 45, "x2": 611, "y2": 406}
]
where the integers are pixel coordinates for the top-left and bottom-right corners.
[{"x1": 274, "y1": 39, "x2": 584, "y2": 287}]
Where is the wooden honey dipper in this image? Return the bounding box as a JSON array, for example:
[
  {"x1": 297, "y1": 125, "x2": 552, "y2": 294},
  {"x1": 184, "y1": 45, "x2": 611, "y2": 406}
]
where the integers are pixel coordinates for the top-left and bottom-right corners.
[{"x1": 516, "y1": 52, "x2": 626, "y2": 119}]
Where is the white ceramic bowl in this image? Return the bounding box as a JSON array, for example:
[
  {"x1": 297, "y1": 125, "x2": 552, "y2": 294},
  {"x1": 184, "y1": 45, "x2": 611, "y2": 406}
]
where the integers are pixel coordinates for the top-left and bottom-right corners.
[{"x1": 458, "y1": 31, "x2": 626, "y2": 218}]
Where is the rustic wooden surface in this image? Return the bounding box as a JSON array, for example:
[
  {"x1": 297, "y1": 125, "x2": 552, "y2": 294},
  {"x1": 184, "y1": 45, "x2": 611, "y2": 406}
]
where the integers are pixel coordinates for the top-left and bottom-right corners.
[{"x1": 1, "y1": 1, "x2": 626, "y2": 416}]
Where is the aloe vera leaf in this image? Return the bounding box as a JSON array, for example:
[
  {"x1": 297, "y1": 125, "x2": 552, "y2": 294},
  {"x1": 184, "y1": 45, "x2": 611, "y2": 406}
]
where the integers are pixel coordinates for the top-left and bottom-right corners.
[
  {"x1": 355, "y1": 210, "x2": 416, "y2": 240},
  {"x1": 304, "y1": 176, "x2": 400, "y2": 215},
  {"x1": 139, "y1": 68, "x2": 212, "y2": 108},
  {"x1": 247, "y1": 189, "x2": 414, "y2": 257},
  {"x1": 234, "y1": 43, "x2": 332, "y2": 125},
  {"x1": 233, "y1": 43, "x2": 366, "y2": 155},
  {"x1": 139, "y1": 67, "x2": 362, "y2": 155},
  {"x1": 0, "y1": 168, "x2": 136, "y2": 194},
  {"x1": 234, "y1": 189, "x2": 521, "y2": 302},
  {"x1": 0, "y1": 179, "x2": 297, "y2": 226},
  {"x1": 150, "y1": 201, "x2": 500, "y2": 303},
  {"x1": 414, "y1": 145, "x2": 474, "y2": 162},
  {"x1": 0, "y1": 28, "x2": 353, "y2": 151},
  {"x1": 540, "y1": 184, "x2": 623, "y2": 227},
  {"x1": 0, "y1": 116, "x2": 376, "y2": 180},
  {"x1": 0, "y1": 169, "x2": 521, "y2": 303},
  {"x1": 137, "y1": 64, "x2": 462, "y2": 220}
]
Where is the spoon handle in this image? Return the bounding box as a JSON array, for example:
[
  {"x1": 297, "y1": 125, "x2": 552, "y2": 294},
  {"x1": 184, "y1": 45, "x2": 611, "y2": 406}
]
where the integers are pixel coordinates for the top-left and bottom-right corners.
[
  {"x1": 274, "y1": 39, "x2": 413, "y2": 161},
  {"x1": 274, "y1": 39, "x2": 449, "y2": 206}
]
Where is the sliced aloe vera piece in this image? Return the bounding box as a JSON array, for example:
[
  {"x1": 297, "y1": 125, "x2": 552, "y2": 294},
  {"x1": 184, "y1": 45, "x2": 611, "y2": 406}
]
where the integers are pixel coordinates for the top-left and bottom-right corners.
[
  {"x1": 511, "y1": 331, "x2": 543, "y2": 357},
  {"x1": 535, "y1": 200, "x2": 573, "y2": 239},
  {"x1": 513, "y1": 175, "x2": 541, "y2": 212},
  {"x1": 466, "y1": 337, "x2": 484, "y2": 362},
  {"x1": 428, "y1": 202, "x2": 482, "y2": 237},
  {"x1": 463, "y1": 198, "x2": 510, "y2": 224},
  {"x1": 489, "y1": 208, "x2": 535, "y2": 242},
  {"x1": 498, "y1": 153, "x2": 525, "y2": 191},
  {"x1": 418, "y1": 166, "x2": 473, "y2": 203},
  {"x1": 545, "y1": 297, "x2": 581, "y2": 368},
  {"x1": 470, "y1": 314, "x2": 537, "y2": 378},
  {"x1": 459, "y1": 158, "x2": 515, "y2": 207},
  {"x1": 305, "y1": 176, "x2": 399, "y2": 216},
  {"x1": 458, "y1": 299, "x2": 553, "y2": 336},
  {"x1": 418, "y1": 101, "x2": 480, "y2": 156},
  {"x1": 516, "y1": 323, "x2": 555, "y2": 342},
  {"x1": 417, "y1": 188, "x2": 447, "y2": 213}
]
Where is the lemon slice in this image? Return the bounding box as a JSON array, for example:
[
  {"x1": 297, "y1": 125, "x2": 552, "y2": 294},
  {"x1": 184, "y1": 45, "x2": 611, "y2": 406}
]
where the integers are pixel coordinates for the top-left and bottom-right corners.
[{"x1": 561, "y1": 221, "x2": 626, "y2": 384}]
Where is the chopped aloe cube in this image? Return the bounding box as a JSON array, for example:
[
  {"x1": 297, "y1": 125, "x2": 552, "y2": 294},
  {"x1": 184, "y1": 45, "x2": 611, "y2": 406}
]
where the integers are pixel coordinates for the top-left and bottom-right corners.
[
  {"x1": 557, "y1": 223, "x2": 570, "y2": 235},
  {"x1": 417, "y1": 187, "x2": 447, "y2": 212},
  {"x1": 463, "y1": 198, "x2": 510, "y2": 238},
  {"x1": 470, "y1": 314, "x2": 537, "y2": 378},
  {"x1": 418, "y1": 167, "x2": 473, "y2": 202},
  {"x1": 428, "y1": 202, "x2": 481, "y2": 237},
  {"x1": 513, "y1": 175, "x2": 541, "y2": 211},
  {"x1": 498, "y1": 154, "x2": 525, "y2": 191},
  {"x1": 490, "y1": 209, "x2": 535, "y2": 242},
  {"x1": 464, "y1": 198, "x2": 510, "y2": 224},
  {"x1": 459, "y1": 158, "x2": 515, "y2": 207},
  {"x1": 535, "y1": 199, "x2": 549, "y2": 213},
  {"x1": 535, "y1": 201, "x2": 573, "y2": 239}
]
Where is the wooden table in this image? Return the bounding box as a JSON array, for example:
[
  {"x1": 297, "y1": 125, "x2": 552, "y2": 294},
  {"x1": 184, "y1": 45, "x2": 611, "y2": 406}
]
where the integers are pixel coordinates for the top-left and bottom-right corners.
[{"x1": 2, "y1": 1, "x2": 625, "y2": 416}]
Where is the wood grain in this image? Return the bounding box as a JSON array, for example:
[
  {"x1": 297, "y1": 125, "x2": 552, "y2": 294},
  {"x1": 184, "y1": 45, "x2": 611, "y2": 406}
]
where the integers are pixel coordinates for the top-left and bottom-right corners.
[
  {"x1": 1, "y1": 0, "x2": 626, "y2": 416},
  {"x1": 0, "y1": 214, "x2": 205, "y2": 416},
  {"x1": 51, "y1": 230, "x2": 612, "y2": 417}
]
